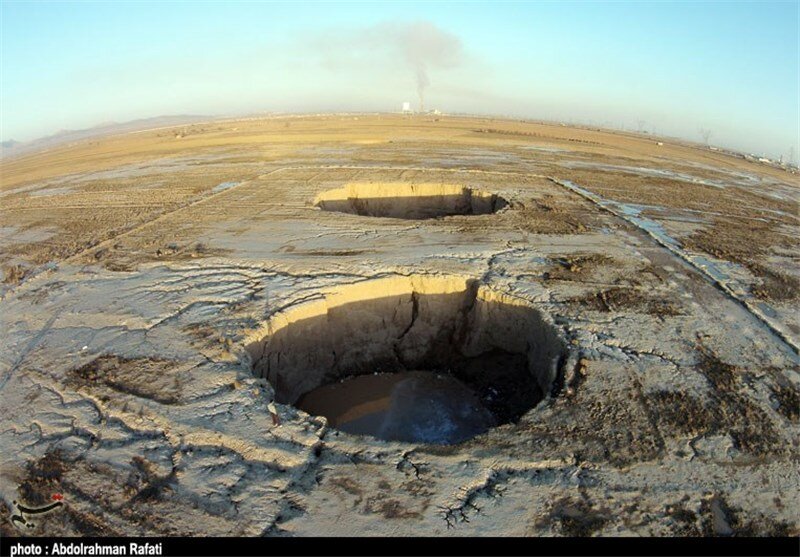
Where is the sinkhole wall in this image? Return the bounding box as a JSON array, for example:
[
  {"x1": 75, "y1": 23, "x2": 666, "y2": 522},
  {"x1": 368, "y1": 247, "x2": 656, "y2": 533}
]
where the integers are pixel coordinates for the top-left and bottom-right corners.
[
  {"x1": 314, "y1": 183, "x2": 508, "y2": 219},
  {"x1": 244, "y1": 275, "x2": 569, "y2": 424}
]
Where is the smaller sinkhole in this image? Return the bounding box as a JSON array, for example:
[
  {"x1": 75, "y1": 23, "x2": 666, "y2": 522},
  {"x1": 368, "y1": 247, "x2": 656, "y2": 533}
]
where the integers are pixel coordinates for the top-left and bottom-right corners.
[
  {"x1": 245, "y1": 275, "x2": 568, "y2": 445},
  {"x1": 314, "y1": 182, "x2": 508, "y2": 219}
]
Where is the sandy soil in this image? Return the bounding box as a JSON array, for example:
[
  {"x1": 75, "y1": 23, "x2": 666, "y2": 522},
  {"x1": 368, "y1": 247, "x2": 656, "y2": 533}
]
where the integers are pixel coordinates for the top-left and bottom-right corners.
[{"x1": 0, "y1": 114, "x2": 798, "y2": 537}]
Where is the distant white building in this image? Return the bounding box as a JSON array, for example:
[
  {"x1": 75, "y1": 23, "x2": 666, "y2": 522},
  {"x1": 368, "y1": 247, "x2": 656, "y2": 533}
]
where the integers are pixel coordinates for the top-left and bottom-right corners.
[{"x1": 402, "y1": 102, "x2": 412, "y2": 114}]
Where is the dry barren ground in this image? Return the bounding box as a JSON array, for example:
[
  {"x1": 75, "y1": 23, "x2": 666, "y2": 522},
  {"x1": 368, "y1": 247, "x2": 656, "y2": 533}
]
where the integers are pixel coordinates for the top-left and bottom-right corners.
[{"x1": 1, "y1": 115, "x2": 798, "y2": 536}]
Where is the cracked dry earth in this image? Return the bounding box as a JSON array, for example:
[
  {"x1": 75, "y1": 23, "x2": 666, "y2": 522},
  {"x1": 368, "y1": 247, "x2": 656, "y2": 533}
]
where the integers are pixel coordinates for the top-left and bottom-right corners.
[{"x1": 1, "y1": 115, "x2": 798, "y2": 537}]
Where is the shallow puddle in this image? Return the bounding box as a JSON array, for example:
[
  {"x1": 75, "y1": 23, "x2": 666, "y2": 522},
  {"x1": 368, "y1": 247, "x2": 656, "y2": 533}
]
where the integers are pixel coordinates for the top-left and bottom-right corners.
[{"x1": 212, "y1": 181, "x2": 240, "y2": 193}]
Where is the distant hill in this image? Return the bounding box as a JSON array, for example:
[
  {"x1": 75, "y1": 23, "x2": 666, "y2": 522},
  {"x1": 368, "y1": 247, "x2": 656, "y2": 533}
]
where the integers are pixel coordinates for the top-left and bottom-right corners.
[{"x1": 0, "y1": 114, "x2": 214, "y2": 158}]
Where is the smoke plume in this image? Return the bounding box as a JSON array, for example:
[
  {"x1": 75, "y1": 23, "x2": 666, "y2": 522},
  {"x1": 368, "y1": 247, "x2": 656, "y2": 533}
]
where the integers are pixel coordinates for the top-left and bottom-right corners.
[{"x1": 312, "y1": 21, "x2": 463, "y2": 112}]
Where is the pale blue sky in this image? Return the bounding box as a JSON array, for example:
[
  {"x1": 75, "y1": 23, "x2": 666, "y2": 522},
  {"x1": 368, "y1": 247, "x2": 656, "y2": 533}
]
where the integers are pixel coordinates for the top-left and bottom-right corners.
[{"x1": 1, "y1": 1, "x2": 797, "y2": 159}]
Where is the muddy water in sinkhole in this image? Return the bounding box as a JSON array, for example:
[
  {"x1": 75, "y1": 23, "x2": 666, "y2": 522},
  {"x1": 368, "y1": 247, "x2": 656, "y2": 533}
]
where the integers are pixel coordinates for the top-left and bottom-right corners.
[{"x1": 297, "y1": 371, "x2": 496, "y2": 444}]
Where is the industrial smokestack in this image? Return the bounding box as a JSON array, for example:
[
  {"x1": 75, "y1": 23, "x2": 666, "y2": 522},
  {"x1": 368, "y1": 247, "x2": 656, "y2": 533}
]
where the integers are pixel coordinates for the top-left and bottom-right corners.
[{"x1": 416, "y1": 64, "x2": 429, "y2": 112}]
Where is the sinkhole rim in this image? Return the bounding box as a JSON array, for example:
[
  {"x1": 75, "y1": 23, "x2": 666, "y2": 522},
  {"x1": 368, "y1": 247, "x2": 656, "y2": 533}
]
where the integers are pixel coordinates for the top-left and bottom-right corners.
[
  {"x1": 313, "y1": 182, "x2": 510, "y2": 220},
  {"x1": 243, "y1": 274, "x2": 571, "y2": 445}
]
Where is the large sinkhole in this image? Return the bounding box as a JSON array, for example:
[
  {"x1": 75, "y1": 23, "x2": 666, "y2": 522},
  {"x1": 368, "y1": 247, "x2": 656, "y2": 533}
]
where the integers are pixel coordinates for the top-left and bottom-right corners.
[
  {"x1": 245, "y1": 275, "x2": 567, "y2": 445},
  {"x1": 314, "y1": 182, "x2": 508, "y2": 219}
]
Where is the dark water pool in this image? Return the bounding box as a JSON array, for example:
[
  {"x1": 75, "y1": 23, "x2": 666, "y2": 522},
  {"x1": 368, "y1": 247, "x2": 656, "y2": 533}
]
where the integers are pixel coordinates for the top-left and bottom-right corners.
[{"x1": 297, "y1": 371, "x2": 496, "y2": 444}]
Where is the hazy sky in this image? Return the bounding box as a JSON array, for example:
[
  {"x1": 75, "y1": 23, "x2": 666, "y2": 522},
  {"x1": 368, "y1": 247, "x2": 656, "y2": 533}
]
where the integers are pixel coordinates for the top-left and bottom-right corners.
[{"x1": 1, "y1": 1, "x2": 797, "y2": 159}]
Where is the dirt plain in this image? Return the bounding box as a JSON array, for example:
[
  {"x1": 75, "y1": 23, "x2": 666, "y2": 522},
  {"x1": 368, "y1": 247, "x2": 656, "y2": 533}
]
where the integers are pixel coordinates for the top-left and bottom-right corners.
[{"x1": 0, "y1": 114, "x2": 798, "y2": 536}]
